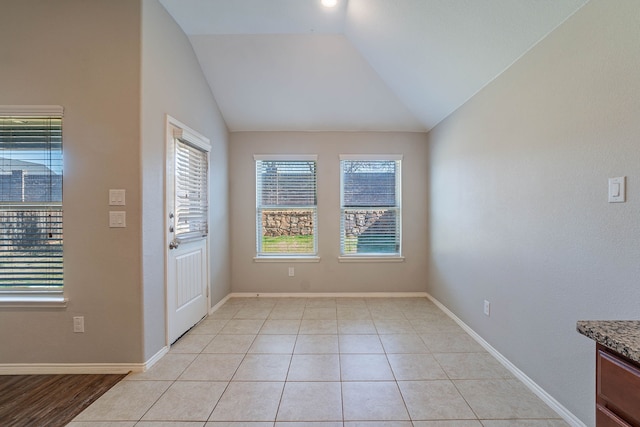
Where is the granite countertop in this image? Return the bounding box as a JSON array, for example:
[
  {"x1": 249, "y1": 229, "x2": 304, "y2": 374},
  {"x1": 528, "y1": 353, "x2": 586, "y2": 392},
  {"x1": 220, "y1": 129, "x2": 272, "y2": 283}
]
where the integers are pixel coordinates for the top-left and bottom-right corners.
[{"x1": 577, "y1": 320, "x2": 640, "y2": 364}]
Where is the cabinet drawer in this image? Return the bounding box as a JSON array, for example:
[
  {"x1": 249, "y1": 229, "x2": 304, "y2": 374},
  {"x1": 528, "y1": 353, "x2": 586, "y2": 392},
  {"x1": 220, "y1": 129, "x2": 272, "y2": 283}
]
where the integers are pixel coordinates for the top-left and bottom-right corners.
[
  {"x1": 598, "y1": 348, "x2": 640, "y2": 424},
  {"x1": 598, "y1": 405, "x2": 632, "y2": 427}
]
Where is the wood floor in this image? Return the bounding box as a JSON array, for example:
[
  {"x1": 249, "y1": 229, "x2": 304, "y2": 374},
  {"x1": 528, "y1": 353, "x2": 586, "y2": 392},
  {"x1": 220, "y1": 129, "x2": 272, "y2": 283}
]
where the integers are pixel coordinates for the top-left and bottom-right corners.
[{"x1": 0, "y1": 373, "x2": 126, "y2": 427}]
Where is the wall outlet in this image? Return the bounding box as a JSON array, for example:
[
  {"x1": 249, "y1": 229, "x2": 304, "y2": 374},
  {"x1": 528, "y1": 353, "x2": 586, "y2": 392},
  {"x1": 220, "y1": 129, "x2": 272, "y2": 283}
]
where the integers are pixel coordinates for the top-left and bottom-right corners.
[
  {"x1": 109, "y1": 211, "x2": 126, "y2": 228},
  {"x1": 109, "y1": 189, "x2": 126, "y2": 206},
  {"x1": 483, "y1": 300, "x2": 491, "y2": 317},
  {"x1": 288, "y1": 267, "x2": 295, "y2": 277},
  {"x1": 73, "y1": 316, "x2": 85, "y2": 333}
]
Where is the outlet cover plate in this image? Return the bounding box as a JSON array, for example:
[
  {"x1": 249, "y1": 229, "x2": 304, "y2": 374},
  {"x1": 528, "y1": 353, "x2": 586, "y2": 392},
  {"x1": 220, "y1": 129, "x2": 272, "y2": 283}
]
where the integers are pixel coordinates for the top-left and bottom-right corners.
[
  {"x1": 109, "y1": 211, "x2": 126, "y2": 228},
  {"x1": 608, "y1": 177, "x2": 626, "y2": 203},
  {"x1": 73, "y1": 316, "x2": 85, "y2": 333}
]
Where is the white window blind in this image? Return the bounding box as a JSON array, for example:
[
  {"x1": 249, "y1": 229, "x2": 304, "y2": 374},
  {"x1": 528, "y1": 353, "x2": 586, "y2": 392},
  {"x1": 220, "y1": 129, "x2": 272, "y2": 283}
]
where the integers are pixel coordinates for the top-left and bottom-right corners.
[
  {"x1": 174, "y1": 138, "x2": 208, "y2": 241},
  {"x1": 0, "y1": 107, "x2": 64, "y2": 295},
  {"x1": 340, "y1": 156, "x2": 401, "y2": 256},
  {"x1": 255, "y1": 156, "x2": 317, "y2": 256}
]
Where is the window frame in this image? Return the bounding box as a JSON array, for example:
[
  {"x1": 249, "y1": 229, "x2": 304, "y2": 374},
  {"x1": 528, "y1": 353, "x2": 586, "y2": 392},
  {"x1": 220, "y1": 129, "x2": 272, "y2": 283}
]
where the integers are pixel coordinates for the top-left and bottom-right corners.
[
  {"x1": 254, "y1": 154, "x2": 320, "y2": 262},
  {"x1": 339, "y1": 154, "x2": 404, "y2": 262},
  {"x1": 172, "y1": 127, "x2": 209, "y2": 243},
  {"x1": 0, "y1": 105, "x2": 66, "y2": 307}
]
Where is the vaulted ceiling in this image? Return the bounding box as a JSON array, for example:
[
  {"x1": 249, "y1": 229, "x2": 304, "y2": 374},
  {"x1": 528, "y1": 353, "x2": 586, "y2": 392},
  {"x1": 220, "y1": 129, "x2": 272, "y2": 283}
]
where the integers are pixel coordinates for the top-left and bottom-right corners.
[{"x1": 159, "y1": 0, "x2": 588, "y2": 132}]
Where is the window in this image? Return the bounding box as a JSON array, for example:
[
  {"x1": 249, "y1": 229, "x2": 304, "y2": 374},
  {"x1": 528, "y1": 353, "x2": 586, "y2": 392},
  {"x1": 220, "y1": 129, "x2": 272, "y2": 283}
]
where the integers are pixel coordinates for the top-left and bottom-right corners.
[
  {"x1": 173, "y1": 129, "x2": 208, "y2": 242},
  {"x1": 0, "y1": 106, "x2": 64, "y2": 300},
  {"x1": 340, "y1": 155, "x2": 402, "y2": 257},
  {"x1": 255, "y1": 155, "x2": 317, "y2": 257}
]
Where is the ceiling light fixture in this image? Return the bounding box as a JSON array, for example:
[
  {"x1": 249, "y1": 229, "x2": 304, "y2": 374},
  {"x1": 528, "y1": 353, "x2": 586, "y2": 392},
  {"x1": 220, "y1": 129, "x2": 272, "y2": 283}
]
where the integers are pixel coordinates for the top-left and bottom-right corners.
[{"x1": 321, "y1": 0, "x2": 337, "y2": 8}]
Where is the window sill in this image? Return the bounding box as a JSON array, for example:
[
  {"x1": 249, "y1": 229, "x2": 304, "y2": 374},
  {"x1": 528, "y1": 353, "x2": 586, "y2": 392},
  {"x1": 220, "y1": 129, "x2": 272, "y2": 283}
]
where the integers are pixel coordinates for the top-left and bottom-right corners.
[
  {"x1": 0, "y1": 296, "x2": 68, "y2": 309},
  {"x1": 254, "y1": 256, "x2": 321, "y2": 263},
  {"x1": 338, "y1": 256, "x2": 405, "y2": 263}
]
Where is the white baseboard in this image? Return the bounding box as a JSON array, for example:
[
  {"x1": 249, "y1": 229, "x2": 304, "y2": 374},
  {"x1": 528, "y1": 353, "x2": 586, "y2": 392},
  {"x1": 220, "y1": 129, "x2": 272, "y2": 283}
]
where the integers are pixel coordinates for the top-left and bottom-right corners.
[
  {"x1": 0, "y1": 363, "x2": 140, "y2": 375},
  {"x1": 0, "y1": 346, "x2": 170, "y2": 375},
  {"x1": 209, "y1": 293, "x2": 233, "y2": 315},
  {"x1": 2, "y1": 287, "x2": 587, "y2": 427},
  {"x1": 425, "y1": 292, "x2": 587, "y2": 427},
  {"x1": 143, "y1": 345, "x2": 169, "y2": 372},
  {"x1": 227, "y1": 292, "x2": 429, "y2": 298}
]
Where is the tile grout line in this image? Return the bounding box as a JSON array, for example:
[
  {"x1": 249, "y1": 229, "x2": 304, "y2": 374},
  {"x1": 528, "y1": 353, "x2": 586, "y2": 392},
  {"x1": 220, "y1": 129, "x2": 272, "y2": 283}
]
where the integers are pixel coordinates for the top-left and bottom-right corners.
[{"x1": 77, "y1": 296, "x2": 570, "y2": 426}]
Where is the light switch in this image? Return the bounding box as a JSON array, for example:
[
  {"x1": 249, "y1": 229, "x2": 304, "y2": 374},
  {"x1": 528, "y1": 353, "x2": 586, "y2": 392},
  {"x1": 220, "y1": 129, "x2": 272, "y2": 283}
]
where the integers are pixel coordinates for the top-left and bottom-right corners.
[
  {"x1": 611, "y1": 183, "x2": 620, "y2": 197},
  {"x1": 109, "y1": 211, "x2": 126, "y2": 228},
  {"x1": 608, "y1": 177, "x2": 626, "y2": 203},
  {"x1": 109, "y1": 189, "x2": 126, "y2": 206}
]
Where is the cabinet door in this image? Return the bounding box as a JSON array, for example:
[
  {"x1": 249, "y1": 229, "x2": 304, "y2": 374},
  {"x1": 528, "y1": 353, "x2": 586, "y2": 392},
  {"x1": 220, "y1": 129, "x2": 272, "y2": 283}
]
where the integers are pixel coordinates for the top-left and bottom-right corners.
[
  {"x1": 597, "y1": 405, "x2": 632, "y2": 427},
  {"x1": 597, "y1": 348, "x2": 640, "y2": 424}
]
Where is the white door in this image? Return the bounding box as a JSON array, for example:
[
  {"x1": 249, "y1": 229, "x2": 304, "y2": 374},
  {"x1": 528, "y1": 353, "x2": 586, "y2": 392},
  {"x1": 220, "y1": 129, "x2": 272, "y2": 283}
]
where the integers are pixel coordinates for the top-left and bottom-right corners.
[{"x1": 166, "y1": 116, "x2": 210, "y2": 344}]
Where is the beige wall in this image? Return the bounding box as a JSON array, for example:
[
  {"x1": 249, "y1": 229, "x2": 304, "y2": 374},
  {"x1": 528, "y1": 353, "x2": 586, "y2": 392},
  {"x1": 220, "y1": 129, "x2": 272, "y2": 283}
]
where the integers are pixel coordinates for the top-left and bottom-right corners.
[
  {"x1": 0, "y1": 0, "x2": 231, "y2": 366},
  {"x1": 230, "y1": 132, "x2": 429, "y2": 294},
  {"x1": 427, "y1": 1, "x2": 640, "y2": 424},
  {"x1": 141, "y1": 0, "x2": 230, "y2": 359},
  {"x1": 0, "y1": 1, "x2": 144, "y2": 363}
]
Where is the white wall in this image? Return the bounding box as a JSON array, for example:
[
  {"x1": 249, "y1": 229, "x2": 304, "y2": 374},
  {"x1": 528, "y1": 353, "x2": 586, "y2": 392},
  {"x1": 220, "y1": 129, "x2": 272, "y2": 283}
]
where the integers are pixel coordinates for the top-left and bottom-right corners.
[
  {"x1": 229, "y1": 131, "x2": 428, "y2": 294},
  {"x1": 0, "y1": 1, "x2": 144, "y2": 363},
  {"x1": 427, "y1": 1, "x2": 640, "y2": 425},
  {"x1": 141, "y1": 0, "x2": 230, "y2": 359}
]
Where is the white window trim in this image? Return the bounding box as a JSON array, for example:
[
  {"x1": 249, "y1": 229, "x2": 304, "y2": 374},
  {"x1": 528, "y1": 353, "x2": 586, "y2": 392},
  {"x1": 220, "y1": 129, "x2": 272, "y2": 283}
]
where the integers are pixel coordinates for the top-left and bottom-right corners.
[
  {"x1": 0, "y1": 105, "x2": 63, "y2": 116},
  {"x1": 254, "y1": 154, "x2": 318, "y2": 162},
  {"x1": 338, "y1": 255, "x2": 405, "y2": 263},
  {"x1": 253, "y1": 256, "x2": 321, "y2": 263},
  {"x1": 339, "y1": 154, "x2": 403, "y2": 260},
  {"x1": 340, "y1": 154, "x2": 403, "y2": 161},
  {"x1": 0, "y1": 294, "x2": 68, "y2": 308},
  {"x1": 0, "y1": 105, "x2": 66, "y2": 308}
]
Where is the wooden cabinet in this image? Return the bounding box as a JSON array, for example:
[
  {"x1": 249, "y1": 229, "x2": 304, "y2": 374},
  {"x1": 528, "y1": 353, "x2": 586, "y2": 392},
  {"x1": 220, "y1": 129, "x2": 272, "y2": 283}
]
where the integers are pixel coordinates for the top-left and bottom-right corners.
[{"x1": 597, "y1": 344, "x2": 640, "y2": 427}]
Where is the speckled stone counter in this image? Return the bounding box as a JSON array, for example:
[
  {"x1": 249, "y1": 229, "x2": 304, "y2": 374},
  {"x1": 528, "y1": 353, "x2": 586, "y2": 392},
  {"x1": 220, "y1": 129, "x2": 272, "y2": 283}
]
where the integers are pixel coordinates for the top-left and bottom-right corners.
[{"x1": 577, "y1": 320, "x2": 640, "y2": 364}]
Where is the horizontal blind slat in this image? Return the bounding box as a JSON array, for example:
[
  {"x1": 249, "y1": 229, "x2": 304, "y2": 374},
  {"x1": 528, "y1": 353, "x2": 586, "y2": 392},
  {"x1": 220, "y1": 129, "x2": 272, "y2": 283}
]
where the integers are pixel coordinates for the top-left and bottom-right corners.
[
  {"x1": 0, "y1": 209, "x2": 63, "y2": 287},
  {"x1": 340, "y1": 159, "x2": 401, "y2": 256},
  {"x1": 174, "y1": 139, "x2": 208, "y2": 239},
  {"x1": 256, "y1": 159, "x2": 317, "y2": 255},
  {"x1": 1, "y1": 115, "x2": 64, "y2": 290}
]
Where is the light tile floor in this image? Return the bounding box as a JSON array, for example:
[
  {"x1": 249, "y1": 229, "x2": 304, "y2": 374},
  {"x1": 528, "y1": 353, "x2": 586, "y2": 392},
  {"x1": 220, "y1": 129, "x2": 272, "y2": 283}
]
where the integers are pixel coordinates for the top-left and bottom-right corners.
[{"x1": 69, "y1": 297, "x2": 570, "y2": 427}]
